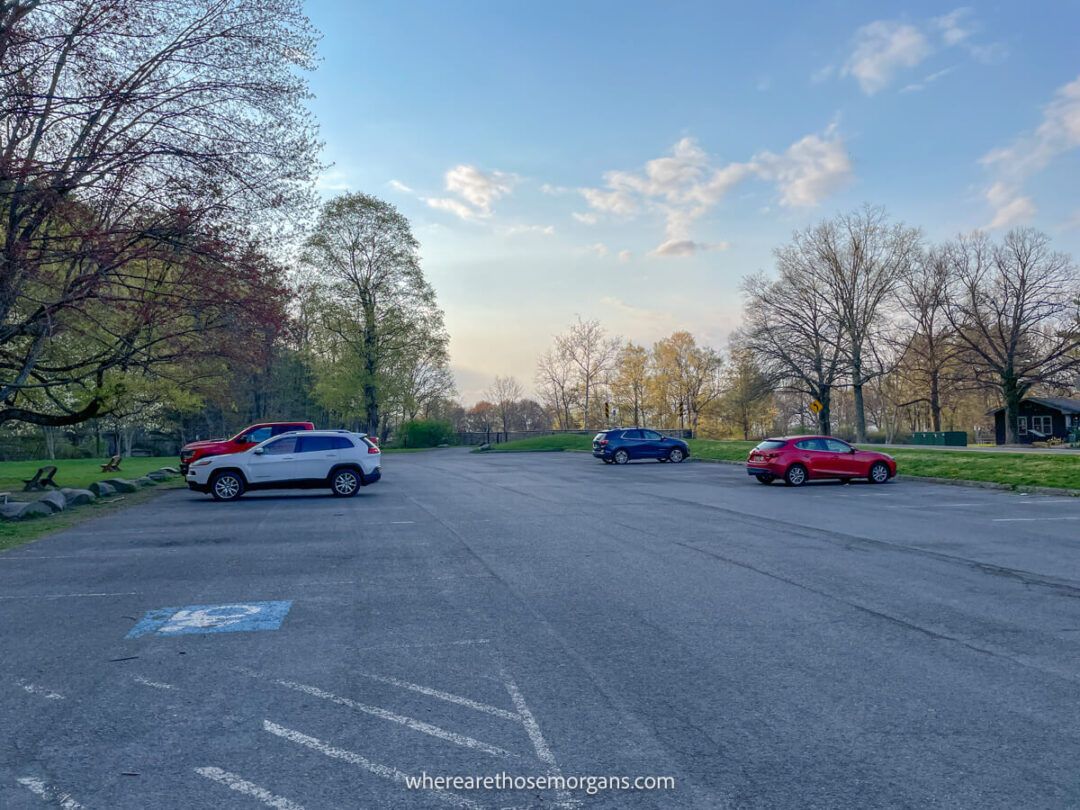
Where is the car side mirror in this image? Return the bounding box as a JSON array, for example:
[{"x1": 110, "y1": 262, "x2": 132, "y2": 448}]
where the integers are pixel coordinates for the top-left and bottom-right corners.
[
  {"x1": 253, "y1": 447, "x2": 265, "y2": 455},
  {"x1": 850, "y1": 447, "x2": 857, "y2": 454}
]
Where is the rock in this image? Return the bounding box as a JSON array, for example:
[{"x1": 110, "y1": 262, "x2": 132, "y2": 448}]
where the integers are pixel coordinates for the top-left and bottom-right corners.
[
  {"x1": 101, "y1": 478, "x2": 138, "y2": 493},
  {"x1": 38, "y1": 491, "x2": 66, "y2": 512},
  {"x1": 147, "y1": 471, "x2": 170, "y2": 481},
  {"x1": 89, "y1": 481, "x2": 117, "y2": 497},
  {"x1": 477, "y1": 442, "x2": 491, "y2": 451},
  {"x1": 60, "y1": 488, "x2": 96, "y2": 506},
  {"x1": 158, "y1": 466, "x2": 180, "y2": 475},
  {"x1": 0, "y1": 500, "x2": 55, "y2": 520},
  {"x1": 133, "y1": 476, "x2": 157, "y2": 487}
]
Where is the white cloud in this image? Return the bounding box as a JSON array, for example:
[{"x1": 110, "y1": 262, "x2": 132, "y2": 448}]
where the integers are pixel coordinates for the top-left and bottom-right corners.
[
  {"x1": 981, "y1": 74, "x2": 1080, "y2": 228},
  {"x1": 985, "y1": 183, "x2": 1036, "y2": 229},
  {"x1": 900, "y1": 66, "x2": 955, "y2": 94},
  {"x1": 588, "y1": 242, "x2": 609, "y2": 257},
  {"x1": 842, "y1": 21, "x2": 931, "y2": 95},
  {"x1": 540, "y1": 183, "x2": 571, "y2": 195},
  {"x1": 617, "y1": 249, "x2": 632, "y2": 263},
  {"x1": 387, "y1": 179, "x2": 413, "y2": 193},
  {"x1": 572, "y1": 211, "x2": 599, "y2": 225},
  {"x1": 933, "y1": 7, "x2": 973, "y2": 46},
  {"x1": 316, "y1": 170, "x2": 351, "y2": 192},
  {"x1": 751, "y1": 129, "x2": 854, "y2": 208},
  {"x1": 505, "y1": 223, "x2": 555, "y2": 237},
  {"x1": 425, "y1": 164, "x2": 516, "y2": 220},
  {"x1": 579, "y1": 129, "x2": 851, "y2": 256}
]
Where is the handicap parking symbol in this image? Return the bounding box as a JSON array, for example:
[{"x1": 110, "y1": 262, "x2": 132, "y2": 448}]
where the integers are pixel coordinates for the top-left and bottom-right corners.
[{"x1": 127, "y1": 601, "x2": 292, "y2": 638}]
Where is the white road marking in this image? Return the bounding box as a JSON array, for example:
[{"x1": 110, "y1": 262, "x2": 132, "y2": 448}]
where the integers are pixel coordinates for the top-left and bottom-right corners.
[
  {"x1": 262, "y1": 721, "x2": 485, "y2": 810},
  {"x1": 391, "y1": 520, "x2": 416, "y2": 524},
  {"x1": 133, "y1": 675, "x2": 175, "y2": 691},
  {"x1": 1017, "y1": 499, "x2": 1078, "y2": 505},
  {"x1": 195, "y1": 766, "x2": 305, "y2": 810},
  {"x1": 992, "y1": 517, "x2": 1080, "y2": 522},
  {"x1": 17, "y1": 680, "x2": 63, "y2": 700},
  {"x1": 16, "y1": 776, "x2": 82, "y2": 808},
  {"x1": 274, "y1": 679, "x2": 517, "y2": 759},
  {"x1": 353, "y1": 638, "x2": 492, "y2": 651},
  {"x1": 351, "y1": 669, "x2": 520, "y2": 721},
  {"x1": 0, "y1": 591, "x2": 138, "y2": 600},
  {"x1": 499, "y1": 669, "x2": 578, "y2": 809}
]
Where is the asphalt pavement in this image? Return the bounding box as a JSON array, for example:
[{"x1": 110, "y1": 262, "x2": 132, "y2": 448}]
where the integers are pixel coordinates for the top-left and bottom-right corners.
[{"x1": 2, "y1": 449, "x2": 1080, "y2": 809}]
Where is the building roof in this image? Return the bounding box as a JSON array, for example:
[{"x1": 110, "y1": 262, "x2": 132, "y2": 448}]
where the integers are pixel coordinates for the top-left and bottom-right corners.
[{"x1": 988, "y1": 396, "x2": 1080, "y2": 415}]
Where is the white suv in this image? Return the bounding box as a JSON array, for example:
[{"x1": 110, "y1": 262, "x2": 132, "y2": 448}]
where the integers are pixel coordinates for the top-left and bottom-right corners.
[{"x1": 186, "y1": 430, "x2": 382, "y2": 501}]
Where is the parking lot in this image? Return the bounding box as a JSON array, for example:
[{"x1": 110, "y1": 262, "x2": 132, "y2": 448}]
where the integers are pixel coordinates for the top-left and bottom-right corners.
[{"x1": 2, "y1": 448, "x2": 1080, "y2": 808}]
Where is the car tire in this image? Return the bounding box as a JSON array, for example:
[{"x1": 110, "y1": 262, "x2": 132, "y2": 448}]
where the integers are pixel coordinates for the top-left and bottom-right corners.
[
  {"x1": 667, "y1": 448, "x2": 685, "y2": 463},
  {"x1": 210, "y1": 471, "x2": 245, "y2": 501},
  {"x1": 613, "y1": 449, "x2": 630, "y2": 465},
  {"x1": 784, "y1": 464, "x2": 807, "y2": 487},
  {"x1": 868, "y1": 462, "x2": 890, "y2": 484},
  {"x1": 755, "y1": 474, "x2": 774, "y2": 485},
  {"x1": 602, "y1": 458, "x2": 614, "y2": 464},
  {"x1": 331, "y1": 468, "x2": 361, "y2": 497}
]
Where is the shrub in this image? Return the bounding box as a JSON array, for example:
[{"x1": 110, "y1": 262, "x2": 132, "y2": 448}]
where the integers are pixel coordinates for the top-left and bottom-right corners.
[{"x1": 397, "y1": 419, "x2": 455, "y2": 448}]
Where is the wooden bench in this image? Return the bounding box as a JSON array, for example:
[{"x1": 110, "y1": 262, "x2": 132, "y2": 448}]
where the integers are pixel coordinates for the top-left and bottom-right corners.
[
  {"x1": 100, "y1": 454, "x2": 122, "y2": 472},
  {"x1": 22, "y1": 465, "x2": 58, "y2": 492}
]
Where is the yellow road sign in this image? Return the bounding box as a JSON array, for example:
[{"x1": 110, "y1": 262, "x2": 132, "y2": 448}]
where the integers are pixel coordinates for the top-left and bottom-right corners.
[{"x1": 809, "y1": 399, "x2": 823, "y2": 415}]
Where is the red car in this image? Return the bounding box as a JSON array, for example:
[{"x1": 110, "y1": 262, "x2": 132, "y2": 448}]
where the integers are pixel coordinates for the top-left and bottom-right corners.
[
  {"x1": 746, "y1": 435, "x2": 897, "y2": 486},
  {"x1": 179, "y1": 421, "x2": 314, "y2": 474}
]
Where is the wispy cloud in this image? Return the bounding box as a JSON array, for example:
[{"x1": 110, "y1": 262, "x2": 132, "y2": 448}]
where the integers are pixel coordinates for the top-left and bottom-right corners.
[
  {"x1": 981, "y1": 74, "x2": 1080, "y2": 228},
  {"x1": 387, "y1": 179, "x2": 413, "y2": 193},
  {"x1": 316, "y1": 169, "x2": 351, "y2": 192},
  {"x1": 578, "y1": 128, "x2": 852, "y2": 256},
  {"x1": 425, "y1": 164, "x2": 517, "y2": 220},
  {"x1": 504, "y1": 223, "x2": 555, "y2": 237}
]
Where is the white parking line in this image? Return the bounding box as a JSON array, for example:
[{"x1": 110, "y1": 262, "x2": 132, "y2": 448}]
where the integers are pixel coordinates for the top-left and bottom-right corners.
[
  {"x1": 133, "y1": 675, "x2": 176, "y2": 691},
  {"x1": 1017, "y1": 499, "x2": 1079, "y2": 505},
  {"x1": 262, "y1": 721, "x2": 484, "y2": 810},
  {"x1": 351, "y1": 669, "x2": 520, "y2": 721},
  {"x1": 195, "y1": 766, "x2": 305, "y2": 810},
  {"x1": 0, "y1": 591, "x2": 138, "y2": 600},
  {"x1": 17, "y1": 679, "x2": 63, "y2": 700},
  {"x1": 500, "y1": 669, "x2": 578, "y2": 809},
  {"x1": 274, "y1": 679, "x2": 517, "y2": 759},
  {"x1": 992, "y1": 517, "x2": 1080, "y2": 523},
  {"x1": 16, "y1": 776, "x2": 82, "y2": 808}
]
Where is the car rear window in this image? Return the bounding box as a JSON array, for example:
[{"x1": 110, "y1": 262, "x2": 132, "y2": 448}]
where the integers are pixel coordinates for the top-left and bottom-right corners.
[
  {"x1": 593, "y1": 433, "x2": 608, "y2": 441},
  {"x1": 755, "y1": 440, "x2": 787, "y2": 450},
  {"x1": 359, "y1": 436, "x2": 378, "y2": 449}
]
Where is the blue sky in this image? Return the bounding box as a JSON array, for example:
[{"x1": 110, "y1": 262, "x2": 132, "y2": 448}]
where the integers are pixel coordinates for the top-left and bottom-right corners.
[{"x1": 305, "y1": 1, "x2": 1080, "y2": 403}]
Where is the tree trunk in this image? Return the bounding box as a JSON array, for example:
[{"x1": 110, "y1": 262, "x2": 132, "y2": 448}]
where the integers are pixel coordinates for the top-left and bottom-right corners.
[
  {"x1": 818, "y1": 385, "x2": 832, "y2": 435},
  {"x1": 362, "y1": 305, "x2": 379, "y2": 435},
  {"x1": 1002, "y1": 370, "x2": 1022, "y2": 444},
  {"x1": 851, "y1": 350, "x2": 867, "y2": 442},
  {"x1": 929, "y1": 370, "x2": 942, "y2": 432}
]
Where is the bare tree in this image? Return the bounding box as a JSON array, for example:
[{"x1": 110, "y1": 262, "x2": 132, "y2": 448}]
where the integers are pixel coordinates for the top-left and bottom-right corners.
[
  {"x1": 894, "y1": 247, "x2": 964, "y2": 430},
  {"x1": 554, "y1": 317, "x2": 619, "y2": 429},
  {"x1": 535, "y1": 347, "x2": 578, "y2": 429},
  {"x1": 807, "y1": 207, "x2": 921, "y2": 441},
  {"x1": 742, "y1": 256, "x2": 846, "y2": 435},
  {"x1": 945, "y1": 229, "x2": 1080, "y2": 443},
  {"x1": 485, "y1": 375, "x2": 524, "y2": 434}
]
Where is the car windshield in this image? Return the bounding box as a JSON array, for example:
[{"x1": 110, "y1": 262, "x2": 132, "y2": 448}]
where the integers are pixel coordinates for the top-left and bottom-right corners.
[{"x1": 755, "y1": 440, "x2": 787, "y2": 450}]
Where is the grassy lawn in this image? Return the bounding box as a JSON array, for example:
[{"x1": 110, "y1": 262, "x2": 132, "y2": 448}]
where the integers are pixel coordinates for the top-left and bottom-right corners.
[
  {"x1": 0, "y1": 455, "x2": 177, "y2": 495},
  {"x1": 480, "y1": 436, "x2": 1080, "y2": 491}
]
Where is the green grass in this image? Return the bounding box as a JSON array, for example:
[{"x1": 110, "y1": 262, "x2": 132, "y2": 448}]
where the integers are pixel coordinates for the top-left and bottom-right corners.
[
  {"x1": 479, "y1": 436, "x2": 1080, "y2": 491},
  {"x1": 0, "y1": 455, "x2": 177, "y2": 494}
]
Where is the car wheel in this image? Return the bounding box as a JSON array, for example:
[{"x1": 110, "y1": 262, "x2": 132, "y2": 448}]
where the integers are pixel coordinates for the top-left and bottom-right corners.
[
  {"x1": 331, "y1": 468, "x2": 360, "y2": 497},
  {"x1": 755, "y1": 474, "x2": 774, "y2": 485},
  {"x1": 868, "y1": 462, "x2": 890, "y2": 484},
  {"x1": 667, "y1": 448, "x2": 685, "y2": 463},
  {"x1": 784, "y1": 464, "x2": 807, "y2": 487},
  {"x1": 210, "y1": 471, "x2": 244, "y2": 501},
  {"x1": 602, "y1": 458, "x2": 614, "y2": 464},
  {"x1": 613, "y1": 449, "x2": 630, "y2": 465}
]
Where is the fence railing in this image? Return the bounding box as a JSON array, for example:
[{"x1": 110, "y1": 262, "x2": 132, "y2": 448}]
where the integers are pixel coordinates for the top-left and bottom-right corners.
[{"x1": 455, "y1": 428, "x2": 694, "y2": 446}]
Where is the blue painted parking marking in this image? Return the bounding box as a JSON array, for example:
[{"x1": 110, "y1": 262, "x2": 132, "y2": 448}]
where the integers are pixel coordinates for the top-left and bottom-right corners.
[{"x1": 127, "y1": 601, "x2": 292, "y2": 639}]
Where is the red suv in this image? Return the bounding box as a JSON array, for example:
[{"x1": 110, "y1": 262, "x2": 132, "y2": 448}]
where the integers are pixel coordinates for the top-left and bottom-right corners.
[
  {"x1": 746, "y1": 435, "x2": 897, "y2": 486},
  {"x1": 179, "y1": 421, "x2": 315, "y2": 474}
]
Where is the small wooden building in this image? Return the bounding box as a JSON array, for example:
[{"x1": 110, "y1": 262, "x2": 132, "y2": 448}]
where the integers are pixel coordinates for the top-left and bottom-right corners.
[{"x1": 990, "y1": 396, "x2": 1080, "y2": 444}]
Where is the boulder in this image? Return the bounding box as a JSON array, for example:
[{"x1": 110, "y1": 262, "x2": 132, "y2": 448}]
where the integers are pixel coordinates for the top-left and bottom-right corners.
[
  {"x1": 38, "y1": 490, "x2": 66, "y2": 512},
  {"x1": 134, "y1": 476, "x2": 157, "y2": 487},
  {"x1": 158, "y1": 466, "x2": 180, "y2": 475},
  {"x1": 0, "y1": 500, "x2": 55, "y2": 520},
  {"x1": 60, "y1": 488, "x2": 97, "y2": 506},
  {"x1": 101, "y1": 478, "x2": 138, "y2": 493},
  {"x1": 477, "y1": 442, "x2": 491, "y2": 451},
  {"x1": 146, "y1": 470, "x2": 171, "y2": 481},
  {"x1": 89, "y1": 481, "x2": 117, "y2": 497}
]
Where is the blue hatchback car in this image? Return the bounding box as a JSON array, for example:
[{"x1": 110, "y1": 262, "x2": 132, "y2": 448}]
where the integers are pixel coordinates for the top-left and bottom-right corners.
[{"x1": 592, "y1": 428, "x2": 690, "y2": 464}]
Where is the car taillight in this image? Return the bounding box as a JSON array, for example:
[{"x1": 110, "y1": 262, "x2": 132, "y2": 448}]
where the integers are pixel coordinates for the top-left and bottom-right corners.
[
  {"x1": 599, "y1": 439, "x2": 608, "y2": 445},
  {"x1": 368, "y1": 445, "x2": 380, "y2": 454}
]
